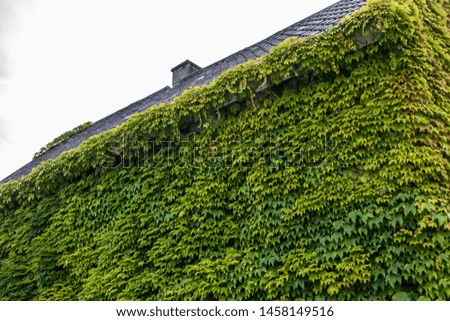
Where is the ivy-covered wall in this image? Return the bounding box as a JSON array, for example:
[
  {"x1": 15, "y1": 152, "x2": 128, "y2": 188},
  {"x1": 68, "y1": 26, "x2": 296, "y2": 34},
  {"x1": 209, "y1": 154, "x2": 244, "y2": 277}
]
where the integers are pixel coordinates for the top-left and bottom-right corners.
[{"x1": 0, "y1": 0, "x2": 449, "y2": 300}]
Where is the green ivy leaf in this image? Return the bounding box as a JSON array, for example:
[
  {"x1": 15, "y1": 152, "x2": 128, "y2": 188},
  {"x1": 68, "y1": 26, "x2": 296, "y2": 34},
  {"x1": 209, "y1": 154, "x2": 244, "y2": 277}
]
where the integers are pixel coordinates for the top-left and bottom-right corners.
[{"x1": 392, "y1": 292, "x2": 410, "y2": 301}]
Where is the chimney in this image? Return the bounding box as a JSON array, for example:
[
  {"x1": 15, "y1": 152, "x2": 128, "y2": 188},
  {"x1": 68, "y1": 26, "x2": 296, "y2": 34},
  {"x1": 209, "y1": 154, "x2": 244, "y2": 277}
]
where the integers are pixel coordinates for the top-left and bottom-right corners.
[{"x1": 171, "y1": 60, "x2": 201, "y2": 87}]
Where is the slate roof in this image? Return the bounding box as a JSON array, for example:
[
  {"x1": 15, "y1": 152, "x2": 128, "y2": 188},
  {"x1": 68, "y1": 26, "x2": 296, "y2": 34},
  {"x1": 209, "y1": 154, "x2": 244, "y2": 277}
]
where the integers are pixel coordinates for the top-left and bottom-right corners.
[{"x1": 1, "y1": 0, "x2": 366, "y2": 183}]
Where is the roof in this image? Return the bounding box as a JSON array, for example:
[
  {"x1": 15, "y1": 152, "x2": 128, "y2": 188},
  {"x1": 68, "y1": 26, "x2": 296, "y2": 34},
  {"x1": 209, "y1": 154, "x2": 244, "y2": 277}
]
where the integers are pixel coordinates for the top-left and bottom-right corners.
[{"x1": 1, "y1": 0, "x2": 366, "y2": 183}]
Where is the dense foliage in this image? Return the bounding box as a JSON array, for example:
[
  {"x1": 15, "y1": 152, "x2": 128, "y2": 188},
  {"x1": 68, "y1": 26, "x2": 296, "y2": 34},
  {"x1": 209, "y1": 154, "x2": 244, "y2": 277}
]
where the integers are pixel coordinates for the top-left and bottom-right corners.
[
  {"x1": 33, "y1": 121, "x2": 93, "y2": 159},
  {"x1": 0, "y1": 0, "x2": 449, "y2": 300}
]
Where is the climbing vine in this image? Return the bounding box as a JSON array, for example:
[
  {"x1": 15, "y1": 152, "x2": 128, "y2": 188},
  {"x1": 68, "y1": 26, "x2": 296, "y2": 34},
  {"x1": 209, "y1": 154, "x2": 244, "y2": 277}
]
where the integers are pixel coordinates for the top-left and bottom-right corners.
[
  {"x1": 0, "y1": 0, "x2": 449, "y2": 300},
  {"x1": 33, "y1": 121, "x2": 93, "y2": 159}
]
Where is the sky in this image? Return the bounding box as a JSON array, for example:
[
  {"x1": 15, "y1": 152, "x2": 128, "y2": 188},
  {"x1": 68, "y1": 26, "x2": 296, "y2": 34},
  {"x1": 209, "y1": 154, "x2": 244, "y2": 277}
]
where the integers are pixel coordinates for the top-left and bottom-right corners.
[{"x1": 0, "y1": 0, "x2": 339, "y2": 180}]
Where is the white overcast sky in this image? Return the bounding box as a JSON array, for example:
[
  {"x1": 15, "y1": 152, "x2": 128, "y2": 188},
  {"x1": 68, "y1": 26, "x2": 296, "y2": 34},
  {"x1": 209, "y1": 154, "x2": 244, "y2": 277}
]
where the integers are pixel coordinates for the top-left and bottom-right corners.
[{"x1": 0, "y1": 0, "x2": 338, "y2": 180}]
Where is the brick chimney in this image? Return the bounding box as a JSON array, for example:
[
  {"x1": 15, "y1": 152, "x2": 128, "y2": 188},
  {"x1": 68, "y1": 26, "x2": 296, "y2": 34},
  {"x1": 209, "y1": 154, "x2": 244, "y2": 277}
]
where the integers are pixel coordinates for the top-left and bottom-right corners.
[{"x1": 171, "y1": 60, "x2": 201, "y2": 87}]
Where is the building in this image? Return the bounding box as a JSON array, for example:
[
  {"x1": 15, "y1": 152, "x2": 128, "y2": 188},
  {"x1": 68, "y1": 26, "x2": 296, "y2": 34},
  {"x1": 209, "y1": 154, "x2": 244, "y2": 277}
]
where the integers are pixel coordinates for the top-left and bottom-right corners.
[{"x1": 1, "y1": 0, "x2": 449, "y2": 301}]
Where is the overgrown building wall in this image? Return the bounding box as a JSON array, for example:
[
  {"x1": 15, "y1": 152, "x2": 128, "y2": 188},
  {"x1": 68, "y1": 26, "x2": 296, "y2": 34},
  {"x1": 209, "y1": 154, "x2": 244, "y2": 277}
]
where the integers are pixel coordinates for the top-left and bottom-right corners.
[{"x1": 0, "y1": 0, "x2": 449, "y2": 300}]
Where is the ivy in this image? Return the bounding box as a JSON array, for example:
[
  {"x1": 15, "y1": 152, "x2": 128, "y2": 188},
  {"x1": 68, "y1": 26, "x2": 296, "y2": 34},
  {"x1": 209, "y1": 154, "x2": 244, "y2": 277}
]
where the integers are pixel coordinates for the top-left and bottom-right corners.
[
  {"x1": 0, "y1": 0, "x2": 449, "y2": 300},
  {"x1": 33, "y1": 121, "x2": 93, "y2": 159}
]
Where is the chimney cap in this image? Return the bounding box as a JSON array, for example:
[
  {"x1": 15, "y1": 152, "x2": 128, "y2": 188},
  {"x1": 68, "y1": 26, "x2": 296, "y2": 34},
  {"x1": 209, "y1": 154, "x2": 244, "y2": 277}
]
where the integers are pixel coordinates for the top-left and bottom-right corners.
[{"x1": 171, "y1": 59, "x2": 201, "y2": 72}]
